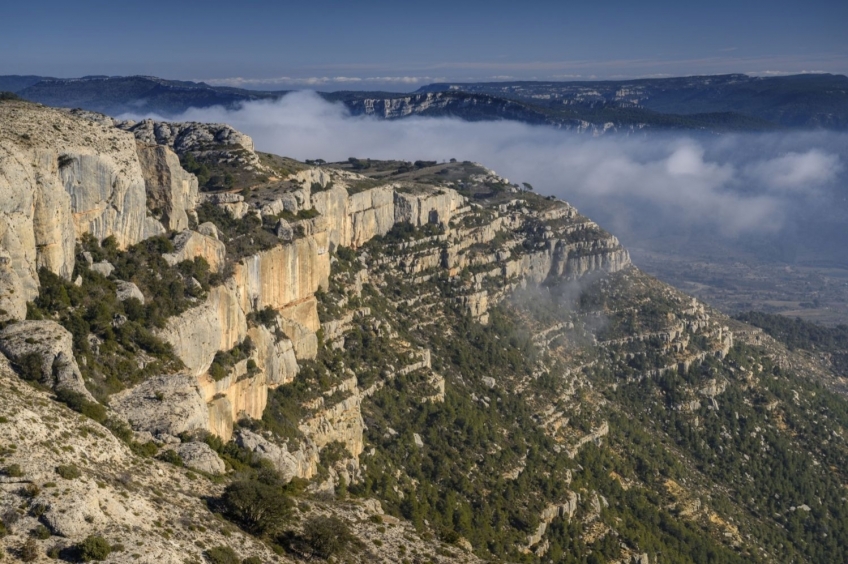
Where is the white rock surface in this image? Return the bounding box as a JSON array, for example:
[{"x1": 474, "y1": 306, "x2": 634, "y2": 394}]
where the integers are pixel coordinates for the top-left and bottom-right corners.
[
  {"x1": 174, "y1": 441, "x2": 226, "y2": 475},
  {"x1": 0, "y1": 320, "x2": 92, "y2": 399},
  {"x1": 116, "y1": 279, "x2": 145, "y2": 303},
  {"x1": 109, "y1": 374, "x2": 209, "y2": 437}
]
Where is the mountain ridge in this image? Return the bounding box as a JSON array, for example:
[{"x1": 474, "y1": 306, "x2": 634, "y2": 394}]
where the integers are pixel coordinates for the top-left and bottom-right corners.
[{"x1": 3, "y1": 72, "x2": 846, "y2": 132}]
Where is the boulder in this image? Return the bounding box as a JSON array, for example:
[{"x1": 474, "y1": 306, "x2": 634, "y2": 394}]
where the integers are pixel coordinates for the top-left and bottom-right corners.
[
  {"x1": 197, "y1": 221, "x2": 220, "y2": 240},
  {"x1": 116, "y1": 280, "x2": 145, "y2": 303},
  {"x1": 174, "y1": 441, "x2": 226, "y2": 475},
  {"x1": 109, "y1": 374, "x2": 208, "y2": 437},
  {"x1": 0, "y1": 320, "x2": 92, "y2": 399},
  {"x1": 90, "y1": 260, "x2": 114, "y2": 277},
  {"x1": 275, "y1": 218, "x2": 294, "y2": 241}
]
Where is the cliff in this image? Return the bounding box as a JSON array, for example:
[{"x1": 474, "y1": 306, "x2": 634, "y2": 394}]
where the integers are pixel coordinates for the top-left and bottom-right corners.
[{"x1": 0, "y1": 101, "x2": 194, "y2": 324}]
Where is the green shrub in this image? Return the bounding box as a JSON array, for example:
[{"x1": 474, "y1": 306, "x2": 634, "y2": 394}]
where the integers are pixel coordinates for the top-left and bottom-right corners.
[
  {"x1": 299, "y1": 515, "x2": 358, "y2": 559},
  {"x1": 30, "y1": 524, "x2": 51, "y2": 539},
  {"x1": 220, "y1": 479, "x2": 292, "y2": 536},
  {"x1": 157, "y1": 449, "x2": 183, "y2": 466},
  {"x1": 77, "y1": 535, "x2": 111, "y2": 561},
  {"x1": 54, "y1": 389, "x2": 106, "y2": 423},
  {"x1": 204, "y1": 545, "x2": 239, "y2": 564},
  {"x1": 20, "y1": 538, "x2": 39, "y2": 562},
  {"x1": 13, "y1": 352, "x2": 44, "y2": 382},
  {"x1": 3, "y1": 463, "x2": 22, "y2": 477},
  {"x1": 242, "y1": 557, "x2": 262, "y2": 564},
  {"x1": 56, "y1": 464, "x2": 81, "y2": 480}
]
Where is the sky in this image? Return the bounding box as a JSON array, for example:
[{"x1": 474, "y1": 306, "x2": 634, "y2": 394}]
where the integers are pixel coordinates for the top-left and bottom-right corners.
[{"x1": 2, "y1": 0, "x2": 847, "y2": 90}]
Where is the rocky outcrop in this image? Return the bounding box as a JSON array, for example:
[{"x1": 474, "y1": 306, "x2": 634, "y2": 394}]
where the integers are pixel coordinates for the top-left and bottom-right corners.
[
  {"x1": 394, "y1": 187, "x2": 465, "y2": 227},
  {"x1": 174, "y1": 441, "x2": 226, "y2": 475},
  {"x1": 121, "y1": 119, "x2": 256, "y2": 155},
  {"x1": 116, "y1": 279, "x2": 145, "y2": 303},
  {"x1": 0, "y1": 102, "x2": 194, "y2": 322},
  {"x1": 162, "y1": 229, "x2": 227, "y2": 272},
  {"x1": 235, "y1": 428, "x2": 319, "y2": 482},
  {"x1": 136, "y1": 143, "x2": 198, "y2": 231},
  {"x1": 109, "y1": 373, "x2": 208, "y2": 438},
  {"x1": 0, "y1": 320, "x2": 92, "y2": 399}
]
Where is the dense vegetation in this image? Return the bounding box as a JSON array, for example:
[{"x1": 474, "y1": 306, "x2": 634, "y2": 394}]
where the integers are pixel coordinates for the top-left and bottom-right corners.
[{"x1": 24, "y1": 234, "x2": 203, "y2": 399}]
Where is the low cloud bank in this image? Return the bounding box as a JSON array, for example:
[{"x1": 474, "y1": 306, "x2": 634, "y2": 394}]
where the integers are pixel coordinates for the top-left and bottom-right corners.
[{"x1": 126, "y1": 91, "x2": 848, "y2": 258}]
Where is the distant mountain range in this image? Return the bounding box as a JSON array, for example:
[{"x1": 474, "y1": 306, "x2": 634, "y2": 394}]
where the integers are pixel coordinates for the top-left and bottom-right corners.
[{"x1": 2, "y1": 73, "x2": 847, "y2": 132}]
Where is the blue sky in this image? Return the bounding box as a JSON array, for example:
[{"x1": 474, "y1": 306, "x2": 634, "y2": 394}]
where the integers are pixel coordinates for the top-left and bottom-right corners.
[{"x1": 2, "y1": 0, "x2": 846, "y2": 90}]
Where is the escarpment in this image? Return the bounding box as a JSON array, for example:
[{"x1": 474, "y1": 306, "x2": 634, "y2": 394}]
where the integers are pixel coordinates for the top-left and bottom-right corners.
[
  {"x1": 0, "y1": 102, "x2": 196, "y2": 324},
  {"x1": 5, "y1": 102, "x2": 848, "y2": 563},
  {"x1": 0, "y1": 102, "x2": 633, "y2": 471}
]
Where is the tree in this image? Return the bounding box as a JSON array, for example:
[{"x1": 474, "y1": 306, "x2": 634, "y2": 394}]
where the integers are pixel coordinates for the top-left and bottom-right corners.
[
  {"x1": 78, "y1": 535, "x2": 111, "y2": 561},
  {"x1": 204, "y1": 546, "x2": 240, "y2": 564},
  {"x1": 299, "y1": 515, "x2": 358, "y2": 559},
  {"x1": 522, "y1": 182, "x2": 534, "y2": 192},
  {"x1": 220, "y1": 480, "x2": 292, "y2": 536}
]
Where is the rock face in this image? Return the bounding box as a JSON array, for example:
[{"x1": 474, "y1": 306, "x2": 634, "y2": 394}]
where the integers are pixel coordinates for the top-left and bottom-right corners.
[
  {"x1": 235, "y1": 428, "x2": 319, "y2": 482},
  {"x1": 116, "y1": 279, "x2": 145, "y2": 303},
  {"x1": 0, "y1": 320, "x2": 92, "y2": 399},
  {"x1": 136, "y1": 143, "x2": 198, "y2": 231},
  {"x1": 394, "y1": 187, "x2": 465, "y2": 227},
  {"x1": 109, "y1": 374, "x2": 208, "y2": 438},
  {"x1": 0, "y1": 101, "x2": 193, "y2": 322},
  {"x1": 174, "y1": 441, "x2": 226, "y2": 475},
  {"x1": 162, "y1": 229, "x2": 227, "y2": 272},
  {"x1": 300, "y1": 376, "x2": 365, "y2": 458},
  {"x1": 310, "y1": 183, "x2": 463, "y2": 251}
]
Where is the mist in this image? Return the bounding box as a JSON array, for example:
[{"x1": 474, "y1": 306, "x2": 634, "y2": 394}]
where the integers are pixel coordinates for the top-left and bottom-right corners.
[{"x1": 125, "y1": 91, "x2": 848, "y2": 268}]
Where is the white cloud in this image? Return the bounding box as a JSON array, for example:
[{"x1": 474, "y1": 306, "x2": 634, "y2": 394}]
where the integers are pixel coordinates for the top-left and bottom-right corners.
[{"x1": 745, "y1": 150, "x2": 842, "y2": 191}]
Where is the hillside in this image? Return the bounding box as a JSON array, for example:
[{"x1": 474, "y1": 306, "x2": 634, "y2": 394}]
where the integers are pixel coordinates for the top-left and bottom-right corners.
[{"x1": 1, "y1": 99, "x2": 848, "y2": 563}]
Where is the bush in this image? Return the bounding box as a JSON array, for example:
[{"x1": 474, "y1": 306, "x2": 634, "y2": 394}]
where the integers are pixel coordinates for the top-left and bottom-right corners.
[
  {"x1": 55, "y1": 389, "x2": 106, "y2": 423},
  {"x1": 20, "y1": 538, "x2": 39, "y2": 562},
  {"x1": 157, "y1": 449, "x2": 183, "y2": 466},
  {"x1": 30, "y1": 524, "x2": 51, "y2": 539},
  {"x1": 56, "y1": 464, "x2": 81, "y2": 480},
  {"x1": 220, "y1": 480, "x2": 293, "y2": 536},
  {"x1": 14, "y1": 352, "x2": 44, "y2": 382},
  {"x1": 242, "y1": 557, "x2": 262, "y2": 564},
  {"x1": 204, "y1": 546, "x2": 239, "y2": 564},
  {"x1": 3, "y1": 463, "x2": 23, "y2": 477},
  {"x1": 77, "y1": 535, "x2": 111, "y2": 561},
  {"x1": 299, "y1": 515, "x2": 357, "y2": 559}
]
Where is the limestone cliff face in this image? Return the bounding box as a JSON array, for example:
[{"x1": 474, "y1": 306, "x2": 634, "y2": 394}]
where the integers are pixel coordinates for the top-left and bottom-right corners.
[
  {"x1": 157, "y1": 228, "x2": 330, "y2": 438},
  {"x1": 310, "y1": 185, "x2": 396, "y2": 250},
  {"x1": 300, "y1": 376, "x2": 365, "y2": 458},
  {"x1": 0, "y1": 102, "x2": 193, "y2": 323},
  {"x1": 394, "y1": 187, "x2": 465, "y2": 227},
  {"x1": 201, "y1": 325, "x2": 298, "y2": 440},
  {"x1": 135, "y1": 143, "x2": 198, "y2": 231}
]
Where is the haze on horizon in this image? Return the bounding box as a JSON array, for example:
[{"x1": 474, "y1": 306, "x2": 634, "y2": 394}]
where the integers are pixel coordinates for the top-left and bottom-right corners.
[{"x1": 1, "y1": 0, "x2": 846, "y2": 91}]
